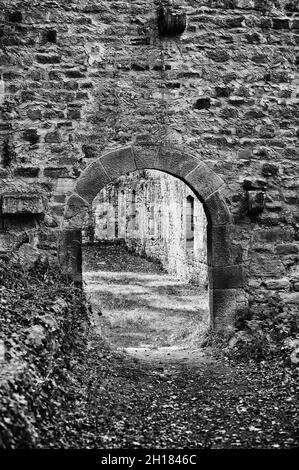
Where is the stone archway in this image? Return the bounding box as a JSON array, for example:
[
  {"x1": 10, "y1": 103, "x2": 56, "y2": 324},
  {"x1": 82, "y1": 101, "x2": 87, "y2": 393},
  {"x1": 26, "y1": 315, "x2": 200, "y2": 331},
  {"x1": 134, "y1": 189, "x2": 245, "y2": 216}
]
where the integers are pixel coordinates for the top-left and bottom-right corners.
[{"x1": 58, "y1": 144, "x2": 244, "y2": 334}]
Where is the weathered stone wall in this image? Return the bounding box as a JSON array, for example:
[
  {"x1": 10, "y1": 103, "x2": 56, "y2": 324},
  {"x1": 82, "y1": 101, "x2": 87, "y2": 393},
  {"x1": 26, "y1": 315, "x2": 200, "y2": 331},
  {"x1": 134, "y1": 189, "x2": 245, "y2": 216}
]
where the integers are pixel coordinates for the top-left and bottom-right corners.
[
  {"x1": 0, "y1": 0, "x2": 298, "y2": 330},
  {"x1": 90, "y1": 170, "x2": 208, "y2": 285}
]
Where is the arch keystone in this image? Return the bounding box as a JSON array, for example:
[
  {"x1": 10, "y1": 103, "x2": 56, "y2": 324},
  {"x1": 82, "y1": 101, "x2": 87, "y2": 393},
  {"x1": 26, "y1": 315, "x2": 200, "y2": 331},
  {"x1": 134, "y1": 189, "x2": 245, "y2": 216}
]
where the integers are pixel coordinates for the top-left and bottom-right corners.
[{"x1": 100, "y1": 146, "x2": 136, "y2": 180}]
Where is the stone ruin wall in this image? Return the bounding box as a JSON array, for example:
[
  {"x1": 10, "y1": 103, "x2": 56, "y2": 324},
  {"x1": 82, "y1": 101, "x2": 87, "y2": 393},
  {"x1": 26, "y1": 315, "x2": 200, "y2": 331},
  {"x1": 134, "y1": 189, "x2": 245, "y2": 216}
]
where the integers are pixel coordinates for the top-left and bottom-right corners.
[
  {"x1": 0, "y1": 0, "x2": 298, "y2": 325},
  {"x1": 89, "y1": 170, "x2": 208, "y2": 285}
]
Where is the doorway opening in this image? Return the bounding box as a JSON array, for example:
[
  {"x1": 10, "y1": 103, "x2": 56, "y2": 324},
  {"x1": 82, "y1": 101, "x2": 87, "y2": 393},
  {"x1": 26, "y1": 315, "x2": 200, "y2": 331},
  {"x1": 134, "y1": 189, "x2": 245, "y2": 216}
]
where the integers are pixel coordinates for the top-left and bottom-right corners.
[{"x1": 82, "y1": 169, "x2": 209, "y2": 358}]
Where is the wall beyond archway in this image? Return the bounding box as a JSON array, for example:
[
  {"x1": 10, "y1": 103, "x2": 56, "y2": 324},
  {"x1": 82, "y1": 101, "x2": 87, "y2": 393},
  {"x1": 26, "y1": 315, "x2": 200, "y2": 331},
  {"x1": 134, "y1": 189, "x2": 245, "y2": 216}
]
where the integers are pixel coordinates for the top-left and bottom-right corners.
[{"x1": 58, "y1": 144, "x2": 245, "y2": 334}]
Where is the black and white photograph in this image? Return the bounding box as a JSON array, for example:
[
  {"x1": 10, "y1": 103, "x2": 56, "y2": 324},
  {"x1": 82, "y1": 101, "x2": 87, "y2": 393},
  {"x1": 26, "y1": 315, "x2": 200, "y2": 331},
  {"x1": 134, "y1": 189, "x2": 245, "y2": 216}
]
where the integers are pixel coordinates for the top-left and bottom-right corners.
[{"x1": 0, "y1": 0, "x2": 298, "y2": 458}]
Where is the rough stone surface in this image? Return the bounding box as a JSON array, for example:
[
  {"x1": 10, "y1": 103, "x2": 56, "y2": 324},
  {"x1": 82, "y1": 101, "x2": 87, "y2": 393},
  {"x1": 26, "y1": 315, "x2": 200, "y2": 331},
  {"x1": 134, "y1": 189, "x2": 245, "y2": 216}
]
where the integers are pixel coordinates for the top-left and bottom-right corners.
[
  {"x1": 0, "y1": 0, "x2": 298, "y2": 332},
  {"x1": 2, "y1": 194, "x2": 44, "y2": 214}
]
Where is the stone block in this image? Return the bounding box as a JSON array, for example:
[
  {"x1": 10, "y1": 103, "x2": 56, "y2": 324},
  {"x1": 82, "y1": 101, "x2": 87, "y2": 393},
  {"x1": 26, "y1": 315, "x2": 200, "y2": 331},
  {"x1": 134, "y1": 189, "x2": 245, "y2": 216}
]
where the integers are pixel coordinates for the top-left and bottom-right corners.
[
  {"x1": 133, "y1": 145, "x2": 160, "y2": 171},
  {"x1": 212, "y1": 225, "x2": 243, "y2": 267},
  {"x1": 2, "y1": 193, "x2": 44, "y2": 214},
  {"x1": 238, "y1": 149, "x2": 253, "y2": 160},
  {"x1": 82, "y1": 145, "x2": 98, "y2": 159},
  {"x1": 0, "y1": 232, "x2": 27, "y2": 253},
  {"x1": 206, "y1": 49, "x2": 230, "y2": 62},
  {"x1": 205, "y1": 190, "x2": 232, "y2": 225},
  {"x1": 158, "y1": 147, "x2": 200, "y2": 180},
  {"x1": 7, "y1": 11, "x2": 22, "y2": 23},
  {"x1": 14, "y1": 167, "x2": 40, "y2": 178},
  {"x1": 193, "y1": 97, "x2": 211, "y2": 110},
  {"x1": 16, "y1": 244, "x2": 46, "y2": 270},
  {"x1": 272, "y1": 18, "x2": 289, "y2": 29},
  {"x1": 213, "y1": 264, "x2": 245, "y2": 289},
  {"x1": 58, "y1": 229, "x2": 82, "y2": 285},
  {"x1": 42, "y1": 29, "x2": 57, "y2": 43},
  {"x1": 186, "y1": 164, "x2": 224, "y2": 200},
  {"x1": 215, "y1": 86, "x2": 232, "y2": 97},
  {"x1": 262, "y1": 163, "x2": 279, "y2": 176},
  {"x1": 100, "y1": 146, "x2": 137, "y2": 181},
  {"x1": 275, "y1": 244, "x2": 298, "y2": 255},
  {"x1": 280, "y1": 292, "x2": 299, "y2": 304},
  {"x1": 253, "y1": 227, "x2": 294, "y2": 243},
  {"x1": 23, "y1": 129, "x2": 40, "y2": 145},
  {"x1": 44, "y1": 167, "x2": 69, "y2": 178},
  {"x1": 74, "y1": 160, "x2": 110, "y2": 203},
  {"x1": 45, "y1": 131, "x2": 62, "y2": 143},
  {"x1": 249, "y1": 255, "x2": 285, "y2": 278},
  {"x1": 64, "y1": 193, "x2": 89, "y2": 220},
  {"x1": 36, "y1": 54, "x2": 61, "y2": 64},
  {"x1": 224, "y1": 16, "x2": 245, "y2": 28},
  {"x1": 264, "y1": 278, "x2": 290, "y2": 290},
  {"x1": 212, "y1": 288, "x2": 238, "y2": 334},
  {"x1": 67, "y1": 108, "x2": 81, "y2": 120}
]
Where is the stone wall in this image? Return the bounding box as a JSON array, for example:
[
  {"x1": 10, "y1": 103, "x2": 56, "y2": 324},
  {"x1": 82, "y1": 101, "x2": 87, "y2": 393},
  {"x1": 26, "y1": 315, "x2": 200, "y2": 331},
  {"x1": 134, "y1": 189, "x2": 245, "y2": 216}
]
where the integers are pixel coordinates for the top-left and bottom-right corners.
[
  {"x1": 90, "y1": 170, "x2": 208, "y2": 285},
  {"x1": 0, "y1": 0, "x2": 298, "y2": 331}
]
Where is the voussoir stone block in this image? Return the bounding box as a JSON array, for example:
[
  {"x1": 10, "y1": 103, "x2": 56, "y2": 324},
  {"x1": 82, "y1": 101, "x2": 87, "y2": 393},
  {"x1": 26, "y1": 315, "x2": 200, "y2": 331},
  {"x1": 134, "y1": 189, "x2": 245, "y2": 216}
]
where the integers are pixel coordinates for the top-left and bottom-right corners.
[
  {"x1": 205, "y1": 190, "x2": 232, "y2": 225},
  {"x1": 133, "y1": 145, "x2": 160, "y2": 170},
  {"x1": 64, "y1": 193, "x2": 89, "y2": 220},
  {"x1": 100, "y1": 146, "x2": 137, "y2": 180},
  {"x1": 158, "y1": 147, "x2": 201, "y2": 180},
  {"x1": 185, "y1": 163, "x2": 224, "y2": 200},
  {"x1": 74, "y1": 160, "x2": 110, "y2": 203}
]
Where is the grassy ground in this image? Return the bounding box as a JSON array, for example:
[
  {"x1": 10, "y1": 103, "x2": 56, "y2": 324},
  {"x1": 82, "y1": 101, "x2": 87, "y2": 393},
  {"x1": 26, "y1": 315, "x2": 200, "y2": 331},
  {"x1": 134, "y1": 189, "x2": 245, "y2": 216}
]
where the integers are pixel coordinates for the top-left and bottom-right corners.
[{"x1": 83, "y1": 243, "x2": 209, "y2": 351}]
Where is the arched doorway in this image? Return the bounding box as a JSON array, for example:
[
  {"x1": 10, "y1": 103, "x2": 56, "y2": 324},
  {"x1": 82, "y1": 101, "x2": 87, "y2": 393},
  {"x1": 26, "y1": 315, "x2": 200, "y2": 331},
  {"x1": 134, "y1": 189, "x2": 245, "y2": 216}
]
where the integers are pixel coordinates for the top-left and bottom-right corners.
[{"x1": 58, "y1": 144, "x2": 245, "y2": 334}]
